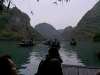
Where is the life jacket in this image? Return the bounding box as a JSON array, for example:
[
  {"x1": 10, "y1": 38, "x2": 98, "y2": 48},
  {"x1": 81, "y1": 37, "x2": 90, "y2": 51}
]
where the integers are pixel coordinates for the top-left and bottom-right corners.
[{"x1": 35, "y1": 55, "x2": 63, "y2": 75}]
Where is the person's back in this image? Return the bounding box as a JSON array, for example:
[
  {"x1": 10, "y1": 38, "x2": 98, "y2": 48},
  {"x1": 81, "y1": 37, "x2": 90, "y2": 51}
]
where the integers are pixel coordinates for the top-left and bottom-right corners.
[
  {"x1": 45, "y1": 56, "x2": 63, "y2": 75},
  {"x1": 35, "y1": 48, "x2": 63, "y2": 75}
]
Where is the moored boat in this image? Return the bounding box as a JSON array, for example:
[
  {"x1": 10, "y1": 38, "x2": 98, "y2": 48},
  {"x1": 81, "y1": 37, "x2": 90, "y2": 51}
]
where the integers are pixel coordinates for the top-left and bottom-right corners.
[
  {"x1": 70, "y1": 38, "x2": 77, "y2": 45},
  {"x1": 43, "y1": 41, "x2": 60, "y2": 47},
  {"x1": 18, "y1": 37, "x2": 36, "y2": 46},
  {"x1": 18, "y1": 42, "x2": 36, "y2": 46},
  {"x1": 43, "y1": 42, "x2": 51, "y2": 45},
  {"x1": 50, "y1": 44, "x2": 60, "y2": 47},
  {"x1": 43, "y1": 36, "x2": 60, "y2": 47},
  {"x1": 70, "y1": 42, "x2": 76, "y2": 45}
]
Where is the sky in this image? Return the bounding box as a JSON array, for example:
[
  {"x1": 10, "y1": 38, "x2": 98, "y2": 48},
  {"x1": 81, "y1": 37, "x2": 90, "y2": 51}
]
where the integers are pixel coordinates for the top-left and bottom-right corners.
[{"x1": 7, "y1": 0, "x2": 99, "y2": 30}]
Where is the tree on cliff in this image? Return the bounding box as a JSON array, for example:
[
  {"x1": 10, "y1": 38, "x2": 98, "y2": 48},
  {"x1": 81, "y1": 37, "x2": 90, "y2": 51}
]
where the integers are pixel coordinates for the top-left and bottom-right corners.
[{"x1": 93, "y1": 32, "x2": 100, "y2": 42}]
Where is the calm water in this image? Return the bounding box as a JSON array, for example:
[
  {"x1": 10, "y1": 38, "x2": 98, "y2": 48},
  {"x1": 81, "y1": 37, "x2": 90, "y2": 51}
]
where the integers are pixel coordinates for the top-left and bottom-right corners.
[{"x1": 0, "y1": 41, "x2": 100, "y2": 75}]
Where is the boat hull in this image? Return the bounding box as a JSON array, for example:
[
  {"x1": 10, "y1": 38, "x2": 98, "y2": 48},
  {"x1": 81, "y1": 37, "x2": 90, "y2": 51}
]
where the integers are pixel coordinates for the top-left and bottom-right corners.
[
  {"x1": 70, "y1": 42, "x2": 77, "y2": 45},
  {"x1": 18, "y1": 42, "x2": 36, "y2": 46},
  {"x1": 43, "y1": 42, "x2": 60, "y2": 47}
]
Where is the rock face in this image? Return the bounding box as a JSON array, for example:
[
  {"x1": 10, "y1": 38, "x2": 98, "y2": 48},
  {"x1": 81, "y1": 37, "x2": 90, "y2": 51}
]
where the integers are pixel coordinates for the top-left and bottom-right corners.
[
  {"x1": 71, "y1": 1, "x2": 100, "y2": 41},
  {"x1": 34, "y1": 22, "x2": 61, "y2": 40},
  {"x1": 62, "y1": 26, "x2": 74, "y2": 41},
  {"x1": 57, "y1": 29, "x2": 64, "y2": 34},
  {"x1": 0, "y1": 6, "x2": 44, "y2": 41},
  {"x1": 34, "y1": 0, "x2": 100, "y2": 41}
]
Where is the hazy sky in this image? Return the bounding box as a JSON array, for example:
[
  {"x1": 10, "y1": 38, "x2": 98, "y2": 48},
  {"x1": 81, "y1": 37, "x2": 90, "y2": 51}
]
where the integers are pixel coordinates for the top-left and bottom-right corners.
[{"x1": 8, "y1": 0, "x2": 98, "y2": 30}]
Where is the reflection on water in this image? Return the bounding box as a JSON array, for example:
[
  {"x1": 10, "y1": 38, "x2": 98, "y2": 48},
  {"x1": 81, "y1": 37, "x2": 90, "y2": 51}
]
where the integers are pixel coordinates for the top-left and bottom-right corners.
[
  {"x1": 0, "y1": 41, "x2": 100, "y2": 75},
  {"x1": 60, "y1": 41, "x2": 84, "y2": 66}
]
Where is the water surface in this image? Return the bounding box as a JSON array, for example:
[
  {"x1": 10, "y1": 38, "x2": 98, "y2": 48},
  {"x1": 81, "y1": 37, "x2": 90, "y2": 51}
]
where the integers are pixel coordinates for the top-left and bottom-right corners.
[{"x1": 0, "y1": 41, "x2": 100, "y2": 75}]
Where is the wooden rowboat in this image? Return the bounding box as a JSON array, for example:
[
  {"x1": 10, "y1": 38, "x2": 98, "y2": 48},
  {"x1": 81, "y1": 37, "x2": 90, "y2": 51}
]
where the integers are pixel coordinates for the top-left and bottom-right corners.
[
  {"x1": 18, "y1": 42, "x2": 36, "y2": 46},
  {"x1": 70, "y1": 42, "x2": 77, "y2": 45},
  {"x1": 43, "y1": 42, "x2": 60, "y2": 47}
]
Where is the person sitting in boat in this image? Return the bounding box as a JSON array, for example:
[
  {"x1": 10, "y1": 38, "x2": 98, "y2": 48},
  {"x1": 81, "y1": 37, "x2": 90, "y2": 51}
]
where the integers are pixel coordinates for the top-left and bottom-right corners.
[
  {"x1": 52, "y1": 36, "x2": 58, "y2": 44},
  {"x1": 35, "y1": 48, "x2": 63, "y2": 75},
  {"x1": 57, "y1": 41, "x2": 60, "y2": 44},
  {"x1": 29, "y1": 37, "x2": 34, "y2": 43},
  {"x1": 55, "y1": 38, "x2": 57, "y2": 43},
  {"x1": 27, "y1": 38, "x2": 34, "y2": 43},
  {"x1": 70, "y1": 38, "x2": 77, "y2": 44},
  {"x1": 0, "y1": 55, "x2": 19, "y2": 75},
  {"x1": 49, "y1": 38, "x2": 53, "y2": 44},
  {"x1": 47, "y1": 40, "x2": 50, "y2": 44},
  {"x1": 21, "y1": 39, "x2": 26, "y2": 43},
  {"x1": 72, "y1": 38, "x2": 76, "y2": 43}
]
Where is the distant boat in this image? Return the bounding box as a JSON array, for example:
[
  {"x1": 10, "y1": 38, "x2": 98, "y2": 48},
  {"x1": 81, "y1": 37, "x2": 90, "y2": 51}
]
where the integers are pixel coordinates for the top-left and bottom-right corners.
[
  {"x1": 43, "y1": 37, "x2": 60, "y2": 47},
  {"x1": 70, "y1": 38, "x2": 77, "y2": 45},
  {"x1": 18, "y1": 38, "x2": 36, "y2": 46},
  {"x1": 43, "y1": 41, "x2": 60, "y2": 47},
  {"x1": 43, "y1": 41, "x2": 50, "y2": 45},
  {"x1": 50, "y1": 44, "x2": 60, "y2": 47},
  {"x1": 70, "y1": 42, "x2": 77, "y2": 45},
  {"x1": 18, "y1": 42, "x2": 36, "y2": 46}
]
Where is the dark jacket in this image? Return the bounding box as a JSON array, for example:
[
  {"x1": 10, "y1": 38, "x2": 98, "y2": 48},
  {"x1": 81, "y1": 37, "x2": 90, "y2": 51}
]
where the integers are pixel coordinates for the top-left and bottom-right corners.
[{"x1": 35, "y1": 55, "x2": 63, "y2": 75}]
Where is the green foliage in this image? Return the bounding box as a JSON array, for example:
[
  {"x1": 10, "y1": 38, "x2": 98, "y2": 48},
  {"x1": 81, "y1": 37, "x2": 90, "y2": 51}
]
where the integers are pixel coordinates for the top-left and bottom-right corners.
[
  {"x1": 92, "y1": 32, "x2": 100, "y2": 42},
  {"x1": 0, "y1": 22, "x2": 6, "y2": 29},
  {"x1": 34, "y1": 23, "x2": 61, "y2": 40},
  {"x1": 62, "y1": 26, "x2": 74, "y2": 40},
  {"x1": 0, "y1": 5, "x2": 44, "y2": 41},
  {"x1": 71, "y1": 1, "x2": 100, "y2": 41},
  {"x1": 0, "y1": 30, "x2": 23, "y2": 40},
  {"x1": 11, "y1": 25, "x2": 19, "y2": 32},
  {"x1": 0, "y1": 12, "x2": 10, "y2": 21}
]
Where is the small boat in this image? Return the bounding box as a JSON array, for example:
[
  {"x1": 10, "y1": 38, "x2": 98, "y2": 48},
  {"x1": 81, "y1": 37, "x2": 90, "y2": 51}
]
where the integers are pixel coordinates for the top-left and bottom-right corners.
[
  {"x1": 70, "y1": 42, "x2": 77, "y2": 45},
  {"x1": 19, "y1": 38, "x2": 36, "y2": 46},
  {"x1": 50, "y1": 44, "x2": 60, "y2": 47},
  {"x1": 43, "y1": 42, "x2": 50, "y2": 45},
  {"x1": 43, "y1": 41, "x2": 60, "y2": 47},
  {"x1": 43, "y1": 37, "x2": 60, "y2": 47},
  {"x1": 18, "y1": 42, "x2": 36, "y2": 46},
  {"x1": 70, "y1": 38, "x2": 77, "y2": 45}
]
